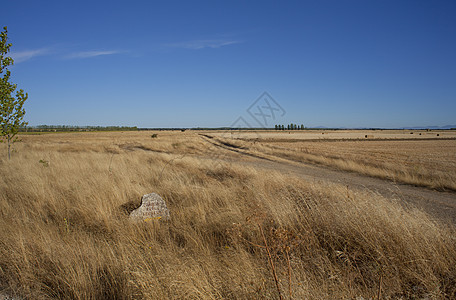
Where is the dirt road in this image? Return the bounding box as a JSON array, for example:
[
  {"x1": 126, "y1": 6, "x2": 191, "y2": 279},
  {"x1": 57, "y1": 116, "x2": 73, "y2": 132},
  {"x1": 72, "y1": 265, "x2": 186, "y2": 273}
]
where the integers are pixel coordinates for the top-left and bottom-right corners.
[{"x1": 201, "y1": 134, "x2": 456, "y2": 225}]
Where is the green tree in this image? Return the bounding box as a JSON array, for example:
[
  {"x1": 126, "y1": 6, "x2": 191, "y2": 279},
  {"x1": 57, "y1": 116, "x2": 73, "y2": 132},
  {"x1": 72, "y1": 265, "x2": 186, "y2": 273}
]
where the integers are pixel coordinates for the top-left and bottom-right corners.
[{"x1": 1, "y1": 26, "x2": 28, "y2": 160}]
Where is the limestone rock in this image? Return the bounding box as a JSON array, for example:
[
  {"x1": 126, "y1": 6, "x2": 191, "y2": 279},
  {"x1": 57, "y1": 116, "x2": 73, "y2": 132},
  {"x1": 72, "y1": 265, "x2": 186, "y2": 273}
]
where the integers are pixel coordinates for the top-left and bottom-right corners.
[{"x1": 129, "y1": 193, "x2": 170, "y2": 221}]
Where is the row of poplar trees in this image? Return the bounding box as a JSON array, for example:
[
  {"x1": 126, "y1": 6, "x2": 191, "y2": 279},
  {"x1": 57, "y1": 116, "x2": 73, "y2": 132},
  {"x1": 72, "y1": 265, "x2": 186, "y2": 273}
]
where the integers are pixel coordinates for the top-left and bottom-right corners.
[{"x1": 274, "y1": 124, "x2": 305, "y2": 130}]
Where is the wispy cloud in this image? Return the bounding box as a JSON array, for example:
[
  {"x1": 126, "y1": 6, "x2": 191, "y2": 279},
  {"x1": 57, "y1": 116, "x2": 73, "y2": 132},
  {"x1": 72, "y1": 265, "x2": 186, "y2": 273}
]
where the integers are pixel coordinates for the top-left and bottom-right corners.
[
  {"x1": 66, "y1": 50, "x2": 121, "y2": 59},
  {"x1": 10, "y1": 48, "x2": 50, "y2": 63},
  {"x1": 166, "y1": 39, "x2": 241, "y2": 50}
]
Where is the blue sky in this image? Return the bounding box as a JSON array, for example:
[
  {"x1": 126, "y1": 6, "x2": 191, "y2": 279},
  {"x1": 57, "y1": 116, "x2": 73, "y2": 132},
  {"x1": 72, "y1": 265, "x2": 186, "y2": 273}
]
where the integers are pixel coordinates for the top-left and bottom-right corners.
[{"x1": 3, "y1": 0, "x2": 456, "y2": 128}]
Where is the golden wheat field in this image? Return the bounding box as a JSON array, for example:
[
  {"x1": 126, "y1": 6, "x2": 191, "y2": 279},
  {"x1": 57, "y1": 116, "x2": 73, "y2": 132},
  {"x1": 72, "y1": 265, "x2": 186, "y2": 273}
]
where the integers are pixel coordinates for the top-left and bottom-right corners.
[{"x1": 1, "y1": 131, "x2": 456, "y2": 299}]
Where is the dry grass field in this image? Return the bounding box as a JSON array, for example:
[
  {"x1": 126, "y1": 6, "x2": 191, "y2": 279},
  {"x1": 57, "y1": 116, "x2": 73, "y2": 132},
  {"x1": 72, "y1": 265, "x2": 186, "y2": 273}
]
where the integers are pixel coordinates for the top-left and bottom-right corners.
[
  {"x1": 1, "y1": 131, "x2": 456, "y2": 299},
  {"x1": 213, "y1": 129, "x2": 456, "y2": 141},
  {"x1": 210, "y1": 130, "x2": 456, "y2": 191}
]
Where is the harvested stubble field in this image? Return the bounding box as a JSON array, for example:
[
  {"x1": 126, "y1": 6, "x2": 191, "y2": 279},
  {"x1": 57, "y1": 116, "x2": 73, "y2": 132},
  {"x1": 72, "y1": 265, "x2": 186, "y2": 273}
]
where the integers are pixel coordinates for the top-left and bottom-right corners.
[{"x1": 1, "y1": 131, "x2": 456, "y2": 299}]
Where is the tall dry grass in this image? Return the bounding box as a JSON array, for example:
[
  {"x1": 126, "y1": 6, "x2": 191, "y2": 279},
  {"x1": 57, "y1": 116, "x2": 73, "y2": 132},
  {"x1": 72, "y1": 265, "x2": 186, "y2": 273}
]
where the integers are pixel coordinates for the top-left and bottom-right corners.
[{"x1": 0, "y1": 132, "x2": 455, "y2": 299}]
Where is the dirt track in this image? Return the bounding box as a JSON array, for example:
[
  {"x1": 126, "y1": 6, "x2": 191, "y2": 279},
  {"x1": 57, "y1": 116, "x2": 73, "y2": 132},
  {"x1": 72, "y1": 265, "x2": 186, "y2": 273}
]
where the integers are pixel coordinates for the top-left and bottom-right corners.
[{"x1": 201, "y1": 134, "x2": 456, "y2": 225}]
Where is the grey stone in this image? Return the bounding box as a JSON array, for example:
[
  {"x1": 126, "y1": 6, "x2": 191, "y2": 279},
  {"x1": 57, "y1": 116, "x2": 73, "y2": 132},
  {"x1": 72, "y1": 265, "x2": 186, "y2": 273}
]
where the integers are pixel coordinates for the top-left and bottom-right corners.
[{"x1": 129, "y1": 193, "x2": 170, "y2": 221}]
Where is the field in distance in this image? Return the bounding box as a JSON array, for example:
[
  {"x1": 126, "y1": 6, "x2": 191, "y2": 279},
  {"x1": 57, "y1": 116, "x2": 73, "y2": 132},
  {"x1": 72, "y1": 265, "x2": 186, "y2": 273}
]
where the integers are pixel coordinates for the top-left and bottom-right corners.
[
  {"x1": 0, "y1": 131, "x2": 455, "y2": 299},
  {"x1": 209, "y1": 129, "x2": 456, "y2": 140},
  {"x1": 208, "y1": 129, "x2": 456, "y2": 191}
]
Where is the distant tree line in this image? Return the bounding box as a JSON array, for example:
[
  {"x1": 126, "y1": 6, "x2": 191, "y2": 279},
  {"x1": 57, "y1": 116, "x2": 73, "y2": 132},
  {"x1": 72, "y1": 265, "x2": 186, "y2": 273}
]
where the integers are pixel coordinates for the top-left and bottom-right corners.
[
  {"x1": 274, "y1": 124, "x2": 305, "y2": 130},
  {"x1": 20, "y1": 125, "x2": 138, "y2": 132}
]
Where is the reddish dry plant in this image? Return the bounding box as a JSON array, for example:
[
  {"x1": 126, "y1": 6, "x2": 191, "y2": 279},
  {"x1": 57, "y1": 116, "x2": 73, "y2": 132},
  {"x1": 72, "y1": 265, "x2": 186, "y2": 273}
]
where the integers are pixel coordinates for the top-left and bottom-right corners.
[{"x1": 227, "y1": 209, "x2": 305, "y2": 300}]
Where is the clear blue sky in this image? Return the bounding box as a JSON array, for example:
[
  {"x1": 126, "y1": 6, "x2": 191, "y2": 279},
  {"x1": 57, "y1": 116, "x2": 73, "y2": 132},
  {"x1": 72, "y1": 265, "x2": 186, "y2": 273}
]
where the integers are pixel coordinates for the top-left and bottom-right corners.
[{"x1": 4, "y1": 0, "x2": 456, "y2": 128}]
